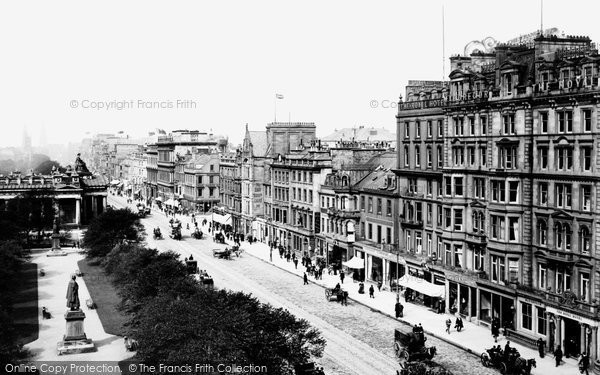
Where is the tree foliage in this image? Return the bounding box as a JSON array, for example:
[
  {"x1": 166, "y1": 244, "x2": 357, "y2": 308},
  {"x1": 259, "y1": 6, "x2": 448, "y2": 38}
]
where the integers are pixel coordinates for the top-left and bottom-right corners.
[
  {"x1": 0, "y1": 190, "x2": 55, "y2": 243},
  {"x1": 83, "y1": 207, "x2": 145, "y2": 258},
  {"x1": 0, "y1": 241, "x2": 31, "y2": 365},
  {"x1": 102, "y1": 245, "x2": 325, "y2": 374},
  {"x1": 33, "y1": 160, "x2": 64, "y2": 175},
  {"x1": 103, "y1": 245, "x2": 195, "y2": 313}
]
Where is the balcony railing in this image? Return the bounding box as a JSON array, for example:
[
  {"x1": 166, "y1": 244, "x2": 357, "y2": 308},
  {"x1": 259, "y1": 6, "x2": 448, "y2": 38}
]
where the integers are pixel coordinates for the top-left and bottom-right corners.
[
  {"x1": 400, "y1": 188, "x2": 424, "y2": 198},
  {"x1": 466, "y1": 232, "x2": 487, "y2": 245}
]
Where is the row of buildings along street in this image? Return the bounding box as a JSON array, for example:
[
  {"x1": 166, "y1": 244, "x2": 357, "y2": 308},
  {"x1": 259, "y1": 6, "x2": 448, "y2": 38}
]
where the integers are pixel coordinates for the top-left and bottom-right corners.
[{"x1": 70, "y1": 29, "x2": 600, "y2": 366}]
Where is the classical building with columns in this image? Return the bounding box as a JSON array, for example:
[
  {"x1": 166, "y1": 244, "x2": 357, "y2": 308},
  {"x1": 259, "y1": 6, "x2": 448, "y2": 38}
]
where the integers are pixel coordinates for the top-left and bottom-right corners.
[
  {"x1": 396, "y1": 32, "x2": 600, "y2": 362},
  {"x1": 0, "y1": 154, "x2": 108, "y2": 227}
]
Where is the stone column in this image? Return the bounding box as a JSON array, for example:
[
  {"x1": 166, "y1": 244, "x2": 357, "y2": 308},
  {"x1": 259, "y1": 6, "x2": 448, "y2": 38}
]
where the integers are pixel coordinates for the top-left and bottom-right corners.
[
  {"x1": 75, "y1": 199, "x2": 81, "y2": 226},
  {"x1": 91, "y1": 196, "x2": 97, "y2": 217},
  {"x1": 102, "y1": 196, "x2": 107, "y2": 213},
  {"x1": 445, "y1": 279, "x2": 450, "y2": 314},
  {"x1": 582, "y1": 324, "x2": 588, "y2": 357},
  {"x1": 545, "y1": 313, "x2": 552, "y2": 349},
  {"x1": 456, "y1": 283, "x2": 461, "y2": 315},
  {"x1": 467, "y1": 287, "x2": 473, "y2": 319},
  {"x1": 475, "y1": 288, "x2": 480, "y2": 321},
  {"x1": 557, "y1": 317, "x2": 563, "y2": 350}
]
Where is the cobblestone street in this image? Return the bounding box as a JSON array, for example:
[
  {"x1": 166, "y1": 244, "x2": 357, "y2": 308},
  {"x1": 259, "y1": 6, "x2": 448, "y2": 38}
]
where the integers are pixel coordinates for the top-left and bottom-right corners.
[{"x1": 111, "y1": 195, "x2": 497, "y2": 375}]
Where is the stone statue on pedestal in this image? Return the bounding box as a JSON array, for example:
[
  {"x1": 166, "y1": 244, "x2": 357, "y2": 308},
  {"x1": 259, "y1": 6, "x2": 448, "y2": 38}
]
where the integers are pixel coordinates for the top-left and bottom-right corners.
[
  {"x1": 57, "y1": 275, "x2": 94, "y2": 354},
  {"x1": 66, "y1": 275, "x2": 80, "y2": 311}
]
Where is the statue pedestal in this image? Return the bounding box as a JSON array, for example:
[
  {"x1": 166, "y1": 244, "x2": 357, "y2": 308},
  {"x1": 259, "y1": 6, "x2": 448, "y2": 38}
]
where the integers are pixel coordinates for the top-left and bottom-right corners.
[
  {"x1": 47, "y1": 234, "x2": 67, "y2": 257},
  {"x1": 57, "y1": 310, "x2": 94, "y2": 355},
  {"x1": 64, "y1": 310, "x2": 87, "y2": 341}
]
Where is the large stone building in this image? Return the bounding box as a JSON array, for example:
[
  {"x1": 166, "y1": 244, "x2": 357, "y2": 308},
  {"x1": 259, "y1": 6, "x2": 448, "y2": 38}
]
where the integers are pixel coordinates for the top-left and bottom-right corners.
[
  {"x1": 261, "y1": 141, "x2": 331, "y2": 256},
  {"x1": 316, "y1": 146, "x2": 391, "y2": 268},
  {"x1": 225, "y1": 122, "x2": 317, "y2": 238},
  {"x1": 180, "y1": 153, "x2": 221, "y2": 212},
  {"x1": 396, "y1": 32, "x2": 600, "y2": 361},
  {"x1": 149, "y1": 130, "x2": 227, "y2": 204},
  {"x1": 0, "y1": 154, "x2": 107, "y2": 227}
]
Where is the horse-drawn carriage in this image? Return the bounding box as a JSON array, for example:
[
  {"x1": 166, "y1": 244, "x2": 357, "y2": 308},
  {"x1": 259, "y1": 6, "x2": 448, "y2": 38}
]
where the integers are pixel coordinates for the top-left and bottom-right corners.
[
  {"x1": 170, "y1": 220, "x2": 182, "y2": 240},
  {"x1": 394, "y1": 329, "x2": 437, "y2": 362},
  {"x1": 212, "y1": 246, "x2": 242, "y2": 259},
  {"x1": 185, "y1": 259, "x2": 214, "y2": 288},
  {"x1": 325, "y1": 285, "x2": 347, "y2": 302},
  {"x1": 480, "y1": 347, "x2": 536, "y2": 375},
  {"x1": 191, "y1": 228, "x2": 203, "y2": 239},
  {"x1": 214, "y1": 232, "x2": 226, "y2": 244}
]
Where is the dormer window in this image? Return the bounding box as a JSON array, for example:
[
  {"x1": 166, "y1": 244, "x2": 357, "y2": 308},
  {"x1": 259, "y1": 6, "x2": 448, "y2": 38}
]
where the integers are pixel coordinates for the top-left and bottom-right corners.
[
  {"x1": 504, "y1": 73, "x2": 513, "y2": 94},
  {"x1": 583, "y1": 65, "x2": 594, "y2": 86},
  {"x1": 560, "y1": 68, "x2": 572, "y2": 87}
]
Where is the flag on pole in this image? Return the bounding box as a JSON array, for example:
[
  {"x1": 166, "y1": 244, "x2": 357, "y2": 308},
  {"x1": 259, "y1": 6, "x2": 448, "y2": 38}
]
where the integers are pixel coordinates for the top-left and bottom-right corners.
[{"x1": 276, "y1": 94, "x2": 284, "y2": 99}]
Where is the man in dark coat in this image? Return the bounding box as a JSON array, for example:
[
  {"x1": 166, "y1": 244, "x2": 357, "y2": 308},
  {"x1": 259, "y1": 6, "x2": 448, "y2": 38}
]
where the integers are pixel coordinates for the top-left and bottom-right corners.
[
  {"x1": 340, "y1": 270, "x2": 345, "y2": 284},
  {"x1": 580, "y1": 352, "x2": 590, "y2": 375},
  {"x1": 536, "y1": 337, "x2": 545, "y2": 358},
  {"x1": 554, "y1": 345, "x2": 563, "y2": 367},
  {"x1": 303, "y1": 273, "x2": 309, "y2": 285},
  {"x1": 395, "y1": 302, "x2": 404, "y2": 318}
]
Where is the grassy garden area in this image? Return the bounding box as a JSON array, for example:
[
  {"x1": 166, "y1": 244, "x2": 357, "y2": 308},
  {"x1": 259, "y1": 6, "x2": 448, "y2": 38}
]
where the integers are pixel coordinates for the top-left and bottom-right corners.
[
  {"x1": 78, "y1": 258, "x2": 128, "y2": 336},
  {"x1": 12, "y1": 261, "x2": 39, "y2": 344}
]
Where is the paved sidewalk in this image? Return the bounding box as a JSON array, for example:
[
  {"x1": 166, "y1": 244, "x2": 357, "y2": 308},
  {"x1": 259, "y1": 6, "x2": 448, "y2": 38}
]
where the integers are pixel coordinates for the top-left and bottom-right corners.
[
  {"x1": 191, "y1": 217, "x2": 580, "y2": 375},
  {"x1": 26, "y1": 250, "x2": 131, "y2": 372}
]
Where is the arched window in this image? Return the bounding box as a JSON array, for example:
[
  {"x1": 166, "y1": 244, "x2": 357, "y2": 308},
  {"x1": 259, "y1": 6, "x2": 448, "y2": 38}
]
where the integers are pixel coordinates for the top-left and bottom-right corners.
[
  {"x1": 555, "y1": 222, "x2": 563, "y2": 249},
  {"x1": 580, "y1": 226, "x2": 591, "y2": 254},
  {"x1": 538, "y1": 219, "x2": 547, "y2": 246},
  {"x1": 341, "y1": 176, "x2": 349, "y2": 187},
  {"x1": 479, "y1": 212, "x2": 485, "y2": 233}
]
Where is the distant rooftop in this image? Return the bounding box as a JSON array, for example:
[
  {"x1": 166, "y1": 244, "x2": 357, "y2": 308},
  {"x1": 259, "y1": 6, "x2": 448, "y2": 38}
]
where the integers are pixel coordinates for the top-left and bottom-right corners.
[{"x1": 322, "y1": 126, "x2": 395, "y2": 142}]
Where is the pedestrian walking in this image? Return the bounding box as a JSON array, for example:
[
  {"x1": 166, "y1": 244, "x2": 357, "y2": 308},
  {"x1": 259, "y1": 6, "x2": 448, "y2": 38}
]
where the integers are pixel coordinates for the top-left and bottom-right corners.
[
  {"x1": 536, "y1": 337, "x2": 545, "y2": 358},
  {"x1": 369, "y1": 285, "x2": 375, "y2": 298},
  {"x1": 395, "y1": 302, "x2": 404, "y2": 318},
  {"x1": 377, "y1": 280, "x2": 382, "y2": 291},
  {"x1": 554, "y1": 345, "x2": 563, "y2": 367},
  {"x1": 503, "y1": 342, "x2": 511, "y2": 363},
  {"x1": 303, "y1": 273, "x2": 309, "y2": 285},
  {"x1": 454, "y1": 316, "x2": 463, "y2": 332},
  {"x1": 580, "y1": 352, "x2": 590, "y2": 375},
  {"x1": 269, "y1": 249, "x2": 273, "y2": 262},
  {"x1": 445, "y1": 318, "x2": 452, "y2": 334},
  {"x1": 340, "y1": 270, "x2": 345, "y2": 284},
  {"x1": 293, "y1": 258, "x2": 298, "y2": 269},
  {"x1": 341, "y1": 291, "x2": 348, "y2": 306},
  {"x1": 491, "y1": 318, "x2": 500, "y2": 343}
]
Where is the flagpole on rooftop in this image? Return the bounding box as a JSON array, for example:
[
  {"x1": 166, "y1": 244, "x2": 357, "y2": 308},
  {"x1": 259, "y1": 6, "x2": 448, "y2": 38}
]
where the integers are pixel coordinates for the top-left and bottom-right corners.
[{"x1": 274, "y1": 94, "x2": 277, "y2": 123}]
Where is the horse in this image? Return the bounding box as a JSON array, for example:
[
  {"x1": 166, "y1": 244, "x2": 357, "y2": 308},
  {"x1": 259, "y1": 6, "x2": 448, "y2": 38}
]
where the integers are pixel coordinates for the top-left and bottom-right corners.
[
  {"x1": 514, "y1": 357, "x2": 536, "y2": 375},
  {"x1": 427, "y1": 346, "x2": 437, "y2": 359}
]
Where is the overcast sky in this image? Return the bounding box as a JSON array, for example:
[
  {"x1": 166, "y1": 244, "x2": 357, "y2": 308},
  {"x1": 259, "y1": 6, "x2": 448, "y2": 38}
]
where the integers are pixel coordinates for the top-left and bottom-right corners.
[{"x1": 1, "y1": 0, "x2": 599, "y2": 148}]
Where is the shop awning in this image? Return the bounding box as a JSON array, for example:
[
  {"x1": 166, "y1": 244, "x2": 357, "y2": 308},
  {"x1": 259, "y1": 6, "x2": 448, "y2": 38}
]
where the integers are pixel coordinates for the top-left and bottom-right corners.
[
  {"x1": 398, "y1": 275, "x2": 445, "y2": 298},
  {"x1": 110, "y1": 180, "x2": 120, "y2": 185},
  {"x1": 212, "y1": 213, "x2": 232, "y2": 225},
  {"x1": 343, "y1": 257, "x2": 365, "y2": 269},
  {"x1": 164, "y1": 198, "x2": 177, "y2": 206}
]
